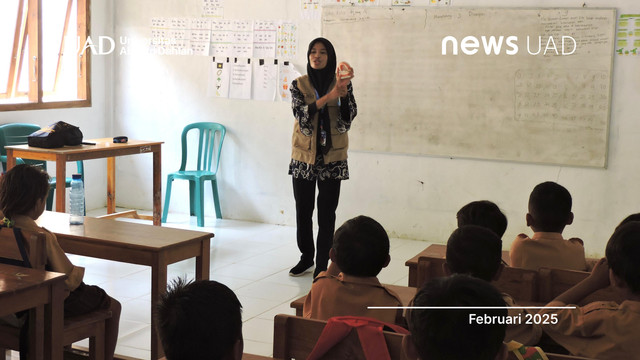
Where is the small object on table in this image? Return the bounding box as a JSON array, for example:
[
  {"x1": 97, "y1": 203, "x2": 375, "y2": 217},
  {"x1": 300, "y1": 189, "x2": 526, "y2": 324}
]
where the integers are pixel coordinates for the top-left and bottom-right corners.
[{"x1": 113, "y1": 136, "x2": 128, "y2": 143}]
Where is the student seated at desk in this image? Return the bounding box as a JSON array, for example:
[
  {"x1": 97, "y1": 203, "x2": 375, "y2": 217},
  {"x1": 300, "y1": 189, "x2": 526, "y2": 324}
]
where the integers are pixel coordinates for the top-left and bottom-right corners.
[
  {"x1": 303, "y1": 215, "x2": 403, "y2": 324},
  {"x1": 407, "y1": 274, "x2": 549, "y2": 360},
  {"x1": 538, "y1": 221, "x2": 640, "y2": 360},
  {"x1": 157, "y1": 279, "x2": 243, "y2": 360},
  {"x1": 0, "y1": 164, "x2": 121, "y2": 360},
  {"x1": 510, "y1": 181, "x2": 587, "y2": 271},
  {"x1": 457, "y1": 200, "x2": 508, "y2": 239},
  {"x1": 446, "y1": 225, "x2": 542, "y2": 345}
]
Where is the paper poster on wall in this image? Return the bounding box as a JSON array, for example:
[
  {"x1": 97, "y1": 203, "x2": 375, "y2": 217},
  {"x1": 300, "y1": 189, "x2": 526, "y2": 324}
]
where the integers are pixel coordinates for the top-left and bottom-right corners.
[
  {"x1": 276, "y1": 22, "x2": 298, "y2": 59},
  {"x1": 279, "y1": 62, "x2": 301, "y2": 101},
  {"x1": 616, "y1": 14, "x2": 640, "y2": 56},
  {"x1": 233, "y1": 20, "x2": 253, "y2": 57},
  {"x1": 253, "y1": 20, "x2": 277, "y2": 58},
  {"x1": 322, "y1": 0, "x2": 353, "y2": 4},
  {"x1": 208, "y1": 59, "x2": 231, "y2": 98},
  {"x1": 392, "y1": 0, "x2": 412, "y2": 5},
  {"x1": 168, "y1": 18, "x2": 189, "y2": 53},
  {"x1": 229, "y1": 59, "x2": 253, "y2": 100},
  {"x1": 301, "y1": 0, "x2": 321, "y2": 20},
  {"x1": 211, "y1": 19, "x2": 233, "y2": 57},
  {"x1": 150, "y1": 17, "x2": 169, "y2": 53},
  {"x1": 252, "y1": 60, "x2": 278, "y2": 101},
  {"x1": 189, "y1": 18, "x2": 211, "y2": 56},
  {"x1": 203, "y1": 0, "x2": 223, "y2": 18}
]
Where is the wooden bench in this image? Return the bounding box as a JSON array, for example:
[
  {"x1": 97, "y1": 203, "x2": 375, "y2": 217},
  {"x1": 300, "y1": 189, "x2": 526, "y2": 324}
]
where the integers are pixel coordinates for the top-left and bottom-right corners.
[
  {"x1": 273, "y1": 314, "x2": 412, "y2": 360},
  {"x1": 289, "y1": 284, "x2": 417, "y2": 322},
  {"x1": 405, "y1": 244, "x2": 511, "y2": 287},
  {"x1": 416, "y1": 256, "x2": 539, "y2": 302},
  {"x1": 537, "y1": 267, "x2": 625, "y2": 304}
]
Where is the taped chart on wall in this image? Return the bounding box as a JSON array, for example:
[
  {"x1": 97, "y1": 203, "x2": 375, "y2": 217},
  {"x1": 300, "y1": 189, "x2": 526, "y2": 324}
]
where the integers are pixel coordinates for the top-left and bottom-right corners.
[
  {"x1": 253, "y1": 20, "x2": 277, "y2": 58},
  {"x1": 616, "y1": 14, "x2": 640, "y2": 56},
  {"x1": 203, "y1": 0, "x2": 223, "y2": 18},
  {"x1": 253, "y1": 60, "x2": 279, "y2": 101},
  {"x1": 279, "y1": 62, "x2": 301, "y2": 102},
  {"x1": 208, "y1": 58, "x2": 230, "y2": 98},
  {"x1": 229, "y1": 58, "x2": 252, "y2": 100}
]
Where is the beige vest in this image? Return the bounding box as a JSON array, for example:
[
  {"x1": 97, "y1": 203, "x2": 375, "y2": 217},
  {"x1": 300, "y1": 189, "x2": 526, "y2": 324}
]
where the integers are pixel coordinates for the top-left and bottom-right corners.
[{"x1": 291, "y1": 75, "x2": 349, "y2": 165}]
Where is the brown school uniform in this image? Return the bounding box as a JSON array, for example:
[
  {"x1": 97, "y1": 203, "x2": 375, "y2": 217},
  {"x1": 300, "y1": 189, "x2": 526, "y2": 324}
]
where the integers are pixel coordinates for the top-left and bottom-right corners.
[
  {"x1": 13, "y1": 214, "x2": 84, "y2": 291},
  {"x1": 503, "y1": 293, "x2": 542, "y2": 346},
  {"x1": 303, "y1": 272, "x2": 403, "y2": 325},
  {"x1": 509, "y1": 232, "x2": 587, "y2": 271},
  {"x1": 539, "y1": 300, "x2": 640, "y2": 360}
]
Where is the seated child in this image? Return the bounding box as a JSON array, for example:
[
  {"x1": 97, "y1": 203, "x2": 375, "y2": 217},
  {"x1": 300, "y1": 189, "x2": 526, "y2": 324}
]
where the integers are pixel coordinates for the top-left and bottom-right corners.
[
  {"x1": 407, "y1": 274, "x2": 510, "y2": 360},
  {"x1": 538, "y1": 221, "x2": 640, "y2": 360},
  {"x1": 510, "y1": 181, "x2": 587, "y2": 271},
  {"x1": 616, "y1": 212, "x2": 640, "y2": 230},
  {"x1": 0, "y1": 164, "x2": 121, "y2": 360},
  {"x1": 457, "y1": 200, "x2": 508, "y2": 238},
  {"x1": 303, "y1": 215, "x2": 403, "y2": 324},
  {"x1": 446, "y1": 225, "x2": 541, "y2": 345},
  {"x1": 157, "y1": 278, "x2": 243, "y2": 360}
]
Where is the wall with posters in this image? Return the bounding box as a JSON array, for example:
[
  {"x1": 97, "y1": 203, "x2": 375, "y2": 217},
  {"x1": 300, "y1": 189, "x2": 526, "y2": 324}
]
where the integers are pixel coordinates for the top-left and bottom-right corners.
[{"x1": 112, "y1": 0, "x2": 640, "y2": 257}]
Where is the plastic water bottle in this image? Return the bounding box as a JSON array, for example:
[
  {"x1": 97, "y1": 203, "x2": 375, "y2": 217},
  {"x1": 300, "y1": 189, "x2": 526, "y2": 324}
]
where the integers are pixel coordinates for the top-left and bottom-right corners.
[{"x1": 69, "y1": 174, "x2": 85, "y2": 225}]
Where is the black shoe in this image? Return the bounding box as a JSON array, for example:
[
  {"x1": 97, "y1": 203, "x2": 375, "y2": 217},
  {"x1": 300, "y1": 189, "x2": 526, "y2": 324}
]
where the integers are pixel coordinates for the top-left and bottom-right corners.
[{"x1": 289, "y1": 260, "x2": 314, "y2": 277}]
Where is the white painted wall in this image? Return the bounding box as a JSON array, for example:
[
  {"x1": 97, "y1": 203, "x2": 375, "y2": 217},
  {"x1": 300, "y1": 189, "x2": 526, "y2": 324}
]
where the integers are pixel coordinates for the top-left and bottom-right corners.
[
  {"x1": 0, "y1": 0, "x2": 114, "y2": 211},
  {"x1": 109, "y1": 0, "x2": 639, "y2": 258}
]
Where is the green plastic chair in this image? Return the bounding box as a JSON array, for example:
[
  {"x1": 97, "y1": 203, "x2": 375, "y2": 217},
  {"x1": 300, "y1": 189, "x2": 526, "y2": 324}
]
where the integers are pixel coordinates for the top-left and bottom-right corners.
[
  {"x1": 0, "y1": 123, "x2": 85, "y2": 212},
  {"x1": 162, "y1": 122, "x2": 226, "y2": 227}
]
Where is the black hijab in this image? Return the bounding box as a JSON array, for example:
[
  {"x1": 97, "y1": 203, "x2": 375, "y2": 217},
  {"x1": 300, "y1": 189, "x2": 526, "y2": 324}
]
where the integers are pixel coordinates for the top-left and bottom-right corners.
[{"x1": 307, "y1": 37, "x2": 337, "y2": 97}]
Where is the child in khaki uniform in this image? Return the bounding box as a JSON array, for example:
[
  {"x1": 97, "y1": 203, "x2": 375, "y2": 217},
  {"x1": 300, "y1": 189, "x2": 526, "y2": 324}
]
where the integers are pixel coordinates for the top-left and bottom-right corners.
[
  {"x1": 538, "y1": 221, "x2": 640, "y2": 360},
  {"x1": 510, "y1": 181, "x2": 587, "y2": 271},
  {"x1": 446, "y1": 225, "x2": 542, "y2": 345},
  {"x1": 303, "y1": 215, "x2": 402, "y2": 325}
]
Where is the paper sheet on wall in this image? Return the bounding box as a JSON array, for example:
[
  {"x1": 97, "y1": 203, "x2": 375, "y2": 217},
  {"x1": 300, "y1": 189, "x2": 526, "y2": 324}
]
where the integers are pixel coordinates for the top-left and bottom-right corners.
[
  {"x1": 232, "y1": 20, "x2": 253, "y2": 58},
  {"x1": 277, "y1": 22, "x2": 298, "y2": 59},
  {"x1": 253, "y1": 20, "x2": 277, "y2": 58},
  {"x1": 617, "y1": 14, "x2": 640, "y2": 56},
  {"x1": 150, "y1": 17, "x2": 169, "y2": 53},
  {"x1": 168, "y1": 18, "x2": 189, "y2": 53},
  {"x1": 208, "y1": 59, "x2": 231, "y2": 98},
  {"x1": 189, "y1": 18, "x2": 211, "y2": 56},
  {"x1": 203, "y1": 0, "x2": 224, "y2": 18},
  {"x1": 229, "y1": 60, "x2": 253, "y2": 100},
  {"x1": 211, "y1": 19, "x2": 233, "y2": 57},
  {"x1": 252, "y1": 60, "x2": 278, "y2": 101},
  {"x1": 279, "y1": 62, "x2": 301, "y2": 102},
  {"x1": 301, "y1": 0, "x2": 321, "y2": 20}
]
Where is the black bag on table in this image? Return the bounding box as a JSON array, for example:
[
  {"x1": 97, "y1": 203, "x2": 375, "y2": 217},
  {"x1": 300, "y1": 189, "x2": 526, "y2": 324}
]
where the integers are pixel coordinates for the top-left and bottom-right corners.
[{"x1": 27, "y1": 121, "x2": 83, "y2": 148}]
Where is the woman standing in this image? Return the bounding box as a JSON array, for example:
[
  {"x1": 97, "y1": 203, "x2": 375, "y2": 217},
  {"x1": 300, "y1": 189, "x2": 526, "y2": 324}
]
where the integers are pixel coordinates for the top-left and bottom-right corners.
[{"x1": 288, "y1": 37, "x2": 357, "y2": 278}]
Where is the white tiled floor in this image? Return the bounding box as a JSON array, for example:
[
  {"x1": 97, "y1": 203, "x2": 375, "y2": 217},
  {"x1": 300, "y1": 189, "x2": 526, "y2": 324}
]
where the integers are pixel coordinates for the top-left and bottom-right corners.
[{"x1": 12, "y1": 210, "x2": 432, "y2": 360}]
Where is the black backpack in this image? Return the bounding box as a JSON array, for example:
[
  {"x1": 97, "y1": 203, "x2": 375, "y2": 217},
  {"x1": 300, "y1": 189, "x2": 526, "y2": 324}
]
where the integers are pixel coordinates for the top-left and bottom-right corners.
[{"x1": 27, "y1": 121, "x2": 83, "y2": 148}]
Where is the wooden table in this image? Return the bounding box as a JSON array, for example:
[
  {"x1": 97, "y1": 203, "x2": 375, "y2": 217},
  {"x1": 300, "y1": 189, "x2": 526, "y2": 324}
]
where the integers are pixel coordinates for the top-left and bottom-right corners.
[
  {"x1": 5, "y1": 138, "x2": 163, "y2": 225},
  {"x1": 290, "y1": 284, "x2": 417, "y2": 317},
  {"x1": 0, "y1": 264, "x2": 66, "y2": 360},
  {"x1": 36, "y1": 211, "x2": 213, "y2": 360},
  {"x1": 404, "y1": 244, "x2": 511, "y2": 287}
]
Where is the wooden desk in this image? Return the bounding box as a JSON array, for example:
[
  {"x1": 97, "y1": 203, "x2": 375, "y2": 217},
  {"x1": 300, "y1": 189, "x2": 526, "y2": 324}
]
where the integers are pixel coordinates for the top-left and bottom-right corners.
[
  {"x1": 5, "y1": 138, "x2": 163, "y2": 225},
  {"x1": 404, "y1": 244, "x2": 511, "y2": 287},
  {"x1": 36, "y1": 211, "x2": 213, "y2": 360},
  {"x1": 0, "y1": 264, "x2": 66, "y2": 360},
  {"x1": 290, "y1": 284, "x2": 417, "y2": 317}
]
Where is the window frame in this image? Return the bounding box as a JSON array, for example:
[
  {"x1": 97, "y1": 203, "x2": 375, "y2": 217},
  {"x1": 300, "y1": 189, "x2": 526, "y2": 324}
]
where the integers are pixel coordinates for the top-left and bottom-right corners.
[{"x1": 0, "y1": 0, "x2": 91, "y2": 111}]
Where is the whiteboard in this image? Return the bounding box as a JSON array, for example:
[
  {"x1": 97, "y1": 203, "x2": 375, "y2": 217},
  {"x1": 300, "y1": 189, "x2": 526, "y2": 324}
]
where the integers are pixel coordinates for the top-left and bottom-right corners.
[{"x1": 322, "y1": 7, "x2": 616, "y2": 167}]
